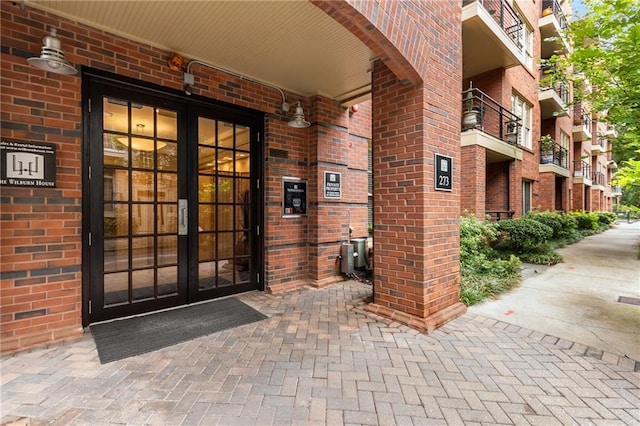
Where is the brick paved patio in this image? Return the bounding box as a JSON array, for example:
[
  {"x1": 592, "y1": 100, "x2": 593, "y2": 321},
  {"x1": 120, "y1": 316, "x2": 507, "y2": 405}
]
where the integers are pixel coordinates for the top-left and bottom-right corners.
[{"x1": 2, "y1": 281, "x2": 639, "y2": 425}]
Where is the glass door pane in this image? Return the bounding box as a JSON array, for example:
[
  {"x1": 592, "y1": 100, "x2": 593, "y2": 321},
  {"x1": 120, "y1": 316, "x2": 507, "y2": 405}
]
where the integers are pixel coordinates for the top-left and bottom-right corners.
[
  {"x1": 197, "y1": 119, "x2": 252, "y2": 290},
  {"x1": 102, "y1": 97, "x2": 179, "y2": 306}
]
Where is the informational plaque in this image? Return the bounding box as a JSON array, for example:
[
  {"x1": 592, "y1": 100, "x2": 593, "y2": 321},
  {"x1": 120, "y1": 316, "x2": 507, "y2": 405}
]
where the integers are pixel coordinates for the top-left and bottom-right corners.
[
  {"x1": 0, "y1": 139, "x2": 56, "y2": 187},
  {"x1": 434, "y1": 153, "x2": 453, "y2": 192},
  {"x1": 282, "y1": 177, "x2": 307, "y2": 217},
  {"x1": 324, "y1": 171, "x2": 341, "y2": 199}
]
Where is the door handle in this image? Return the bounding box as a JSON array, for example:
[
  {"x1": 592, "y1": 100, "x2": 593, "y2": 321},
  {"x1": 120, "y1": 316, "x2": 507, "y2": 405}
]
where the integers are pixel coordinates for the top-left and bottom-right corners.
[{"x1": 178, "y1": 199, "x2": 188, "y2": 235}]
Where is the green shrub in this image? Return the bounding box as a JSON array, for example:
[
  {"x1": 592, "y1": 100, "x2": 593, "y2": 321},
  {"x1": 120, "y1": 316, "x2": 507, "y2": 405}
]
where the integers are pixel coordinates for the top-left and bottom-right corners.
[
  {"x1": 526, "y1": 211, "x2": 577, "y2": 239},
  {"x1": 460, "y1": 254, "x2": 521, "y2": 306},
  {"x1": 595, "y1": 211, "x2": 616, "y2": 225},
  {"x1": 494, "y1": 218, "x2": 553, "y2": 253},
  {"x1": 568, "y1": 211, "x2": 599, "y2": 230},
  {"x1": 460, "y1": 214, "x2": 497, "y2": 263}
]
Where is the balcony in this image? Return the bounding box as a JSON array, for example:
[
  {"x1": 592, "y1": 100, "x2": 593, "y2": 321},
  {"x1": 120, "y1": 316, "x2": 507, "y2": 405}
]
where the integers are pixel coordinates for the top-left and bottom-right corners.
[
  {"x1": 573, "y1": 160, "x2": 592, "y2": 186},
  {"x1": 592, "y1": 171, "x2": 606, "y2": 189},
  {"x1": 462, "y1": 0, "x2": 526, "y2": 78},
  {"x1": 605, "y1": 125, "x2": 618, "y2": 138},
  {"x1": 461, "y1": 86, "x2": 524, "y2": 162},
  {"x1": 539, "y1": 69, "x2": 570, "y2": 119},
  {"x1": 573, "y1": 107, "x2": 592, "y2": 141},
  {"x1": 539, "y1": 139, "x2": 570, "y2": 177},
  {"x1": 591, "y1": 136, "x2": 607, "y2": 155},
  {"x1": 607, "y1": 160, "x2": 618, "y2": 169},
  {"x1": 540, "y1": 0, "x2": 570, "y2": 58},
  {"x1": 612, "y1": 185, "x2": 622, "y2": 197}
]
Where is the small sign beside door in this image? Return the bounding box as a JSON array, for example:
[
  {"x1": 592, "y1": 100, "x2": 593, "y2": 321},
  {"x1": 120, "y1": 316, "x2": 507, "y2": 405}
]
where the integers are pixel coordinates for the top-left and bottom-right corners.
[
  {"x1": 324, "y1": 171, "x2": 341, "y2": 199},
  {"x1": 434, "y1": 153, "x2": 453, "y2": 191},
  {"x1": 0, "y1": 138, "x2": 56, "y2": 187},
  {"x1": 283, "y1": 177, "x2": 307, "y2": 217}
]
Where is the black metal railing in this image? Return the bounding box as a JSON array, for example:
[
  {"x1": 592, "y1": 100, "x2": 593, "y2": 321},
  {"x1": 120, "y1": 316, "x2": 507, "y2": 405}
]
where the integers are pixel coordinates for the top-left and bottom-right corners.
[
  {"x1": 539, "y1": 67, "x2": 570, "y2": 105},
  {"x1": 573, "y1": 160, "x2": 591, "y2": 179},
  {"x1": 573, "y1": 106, "x2": 592, "y2": 131},
  {"x1": 463, "y1": 0, "x2": 524, "y2": 49},
  {"x1": 462, "y1": 86, "x2": 523, "y2": 146},
  {"x1": 540, "y1": 140, "x2": 568, "y2": 168},
  {"x1": 595, "y1": 135, "x2": 608, "y2": 150},
  {"x1": 541, "y1": 0, "x2": 568, "y2": 32},
  {"x1": 592, "y1": 171, "x2": 606, "y2": 186},
  {"x1": 486, "y1": 210, "x2": 514, "y2": 221}
]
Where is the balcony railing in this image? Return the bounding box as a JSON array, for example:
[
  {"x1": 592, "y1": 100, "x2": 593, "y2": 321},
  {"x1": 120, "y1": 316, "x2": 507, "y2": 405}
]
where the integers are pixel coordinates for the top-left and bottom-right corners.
[
  {"x1": 462, "y1": 86, "x2": 523, "y2": 146},
  {"x1": 574, "y1": 107, "x2": 592, "y2": 130},
  {"x1": 463, "y1": 0, "x2": 524, "y2": 48},
  {"x1": 541, "y1": 0, "x2": 568, "y2": 32},
  {"x1": 592, "y1": 171, "x2": 606, "y2": 186},
  {"x1": 573, "y1": 160, "x2": 591, "y2": 179},
  {"x1": 540, "y1": 140, "x2": 568, "y2": 168},
  {"x1": 540, "y1": 68, "x2": 570, "y2": 105}
]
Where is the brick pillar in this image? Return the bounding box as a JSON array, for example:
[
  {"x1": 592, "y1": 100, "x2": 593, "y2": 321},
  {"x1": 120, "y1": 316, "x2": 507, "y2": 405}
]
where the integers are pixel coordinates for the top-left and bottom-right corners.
[
  {"x1": 460, "y1": 145, "x2": 486, "y2": 218},
  {"x1": 538, "y1": 173, "x2": 555, "y2": 211},
  {"x1": 365, "y1": 61, "x2": 466, "y2": 333},
  {"x1": 307, "y1": 96, "x2": 369, "y2": 287},
  {"x1": 509, "y1": 160, "x2": 523, "y2": 217}
]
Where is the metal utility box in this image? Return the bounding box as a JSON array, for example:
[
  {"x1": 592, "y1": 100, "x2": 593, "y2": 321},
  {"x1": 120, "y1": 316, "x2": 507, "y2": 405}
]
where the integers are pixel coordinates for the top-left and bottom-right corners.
[
  {"x1": 340, "y1": 243, "x2": 355, "y2": 274},
  {"x1": 351, "y1": 238, "x2": 368, "y2": 268}
]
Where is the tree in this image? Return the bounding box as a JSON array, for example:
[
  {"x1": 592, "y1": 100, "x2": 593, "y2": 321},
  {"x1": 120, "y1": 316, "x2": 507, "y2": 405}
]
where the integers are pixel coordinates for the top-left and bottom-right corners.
[{"x1": 557, "y1": 0, "x2": 640, "y2": 205}]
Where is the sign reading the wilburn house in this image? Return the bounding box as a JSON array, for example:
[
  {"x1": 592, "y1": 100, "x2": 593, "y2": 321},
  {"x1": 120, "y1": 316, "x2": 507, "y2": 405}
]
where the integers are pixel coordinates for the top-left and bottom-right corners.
[
  {"x1": 0, "y1": 139, "x2": 56, "y2": 187},
  {"x1": 282, "y1": 177, "x2": 307, "y2": 217},
  {"x1": 324, "y1": 171, "x2": 341, "y2": 199},
  {"x1": 434, "y1": 153, "x2": 453, "y2": 191}
]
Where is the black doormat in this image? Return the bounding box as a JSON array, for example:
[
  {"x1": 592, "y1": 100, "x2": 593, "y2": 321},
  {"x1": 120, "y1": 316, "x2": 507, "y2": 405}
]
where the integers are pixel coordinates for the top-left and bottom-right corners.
[{"x1": 91, "y1": 297, "x2": 267, "y2": 364}]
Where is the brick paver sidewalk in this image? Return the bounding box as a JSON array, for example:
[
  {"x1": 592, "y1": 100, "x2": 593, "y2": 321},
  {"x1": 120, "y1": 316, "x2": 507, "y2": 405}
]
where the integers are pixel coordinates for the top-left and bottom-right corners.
[{"x1": 2, "y1": 281, "x2": 639, "y2": 425}]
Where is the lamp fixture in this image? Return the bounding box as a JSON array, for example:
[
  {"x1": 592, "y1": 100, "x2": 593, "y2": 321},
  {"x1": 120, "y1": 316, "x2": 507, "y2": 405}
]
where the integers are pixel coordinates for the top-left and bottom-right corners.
[
  {"x1": 288, "y1": 102, "x2": 311, "y2": 128},
  {"x1": 27, "y1": 28, "x2": 77, "y2": 75},
  {"x1": 117, "y1": 124, "x2": 166, "y2": 151}
]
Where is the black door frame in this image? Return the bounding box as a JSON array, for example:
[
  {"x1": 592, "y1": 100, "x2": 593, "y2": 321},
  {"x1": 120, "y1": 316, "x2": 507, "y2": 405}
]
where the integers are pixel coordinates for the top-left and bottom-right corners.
[{"x1": 81, "y1": 68, "x2": 264, "y2": 326}]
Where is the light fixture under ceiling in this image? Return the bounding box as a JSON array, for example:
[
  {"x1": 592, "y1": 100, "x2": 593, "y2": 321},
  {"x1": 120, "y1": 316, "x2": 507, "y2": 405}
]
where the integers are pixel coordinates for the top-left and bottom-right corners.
[
  {"x1": 27, "y1": 28, "x2": 77, "y2": 75},
  {"x1": 288, "y1": 102, "x2": 311, "y2": 128},
  {"x1": 117, "y1": 124, "x2": 166, "y2": 151}
]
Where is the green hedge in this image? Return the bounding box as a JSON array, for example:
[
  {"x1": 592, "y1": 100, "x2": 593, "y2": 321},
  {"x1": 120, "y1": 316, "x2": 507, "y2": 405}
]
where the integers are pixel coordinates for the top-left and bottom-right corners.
[
  {"x1": 494, "y1": 218, "x2": 553, "y2": 253},
  {"x1": 526, "y1": 211, "x2": 577, "y2": 239},
  {"x1": 568, "y1": 211, "x2": 599, "y2": 230}
]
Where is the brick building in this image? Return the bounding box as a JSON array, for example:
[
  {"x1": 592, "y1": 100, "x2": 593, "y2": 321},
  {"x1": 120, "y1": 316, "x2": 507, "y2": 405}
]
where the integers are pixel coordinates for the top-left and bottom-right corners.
[
  {"x1": 460, "y1": 0, "x2": 615, "y2": 219},
  {"x1": 1, "y1": 1, "x2": 465, "y2": 353}
]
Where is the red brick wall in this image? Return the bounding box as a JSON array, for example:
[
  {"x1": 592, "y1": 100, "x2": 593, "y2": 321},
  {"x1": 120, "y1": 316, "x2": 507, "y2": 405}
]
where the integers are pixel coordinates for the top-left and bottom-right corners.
[
  {"x1": 460, "y1": 145, "x2": 487, "y2": 217},
  {"x1": 0, "y1": 2, "x2": 372, "y2": 351},
  {"x1": 486, "y1": 162, "x2": 510, "y2": 211}
]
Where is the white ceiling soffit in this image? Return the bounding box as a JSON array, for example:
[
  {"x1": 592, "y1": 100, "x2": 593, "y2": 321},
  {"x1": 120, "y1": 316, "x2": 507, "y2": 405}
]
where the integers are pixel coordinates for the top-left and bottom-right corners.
[{"x1": 25, "y1": 0, "x2": 375, "y2": 102}]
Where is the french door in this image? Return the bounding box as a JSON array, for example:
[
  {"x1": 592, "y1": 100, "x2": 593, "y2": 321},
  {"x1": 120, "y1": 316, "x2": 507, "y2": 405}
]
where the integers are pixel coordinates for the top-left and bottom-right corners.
[{"x1": 84, "y1": 73, "x2": 262, "y2": 324}]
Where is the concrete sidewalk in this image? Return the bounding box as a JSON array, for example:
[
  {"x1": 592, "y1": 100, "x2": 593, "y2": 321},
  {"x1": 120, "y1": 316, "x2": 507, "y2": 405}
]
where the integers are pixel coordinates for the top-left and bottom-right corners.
[
  {"x1": 470, "y1": 221, "x2": 640, "y2": 360},
  {"x1": 2, "y1": 226, "x2": 640, "y2": 424}
]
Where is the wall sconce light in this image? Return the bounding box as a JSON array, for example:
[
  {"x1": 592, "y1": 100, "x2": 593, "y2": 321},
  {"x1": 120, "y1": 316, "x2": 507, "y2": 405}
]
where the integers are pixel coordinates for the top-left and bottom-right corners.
[
  {"x1": 28, "y1": 28, "x2": 77, "y2": 75},
  {"x1": 288, "y1": 102, "x2": 310, "y2": 128}
]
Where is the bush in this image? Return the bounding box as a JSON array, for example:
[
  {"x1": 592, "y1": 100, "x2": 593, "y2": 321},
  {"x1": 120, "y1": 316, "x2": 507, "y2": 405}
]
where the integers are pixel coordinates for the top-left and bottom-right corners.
[
  {"x1": 460, "y1": 255, "x2": 521, "y2": 306},
  {"x1": 460, "y1": 214, "x2": 497, "y2": 263},
  {"x1": 494, "y1": 218, "x2": 553, "y2": 253},
  {"x1": 568, "y1": 211, "x2": 599, "y2": 230},
  {"x1": 526, "y1": 211, "x2": 577, "y2": 239},
  {"x1": 595, "y1": 211, "x2": 616, "y2": 225}
]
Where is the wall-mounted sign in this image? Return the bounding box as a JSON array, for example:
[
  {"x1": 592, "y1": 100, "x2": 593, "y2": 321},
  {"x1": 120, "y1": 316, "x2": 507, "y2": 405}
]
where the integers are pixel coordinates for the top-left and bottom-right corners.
[
  {"x1": 324, "y1": 171, "x2": 342, "y2": 199},
  {"x1": 283, "y1": 177, "x2": 307, "y2": 217},
  {"x1": 434, "y1": 153, "x2": 453, "y2": 191},
  {"x1": 0, "y1": 139, "x2": 56, "y2": 187}
]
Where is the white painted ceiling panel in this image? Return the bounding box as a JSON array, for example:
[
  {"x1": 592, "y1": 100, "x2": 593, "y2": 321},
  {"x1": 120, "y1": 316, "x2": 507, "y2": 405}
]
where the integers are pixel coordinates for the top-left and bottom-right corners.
[{"x1": 26, "y1": 0, "x2": 375, "y2": 101}]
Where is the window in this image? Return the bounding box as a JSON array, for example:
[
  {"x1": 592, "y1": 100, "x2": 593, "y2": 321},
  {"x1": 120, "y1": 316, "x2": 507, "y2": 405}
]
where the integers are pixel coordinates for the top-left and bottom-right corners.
[
  {"x1": 523, "y1": 180, "x2": 532, "y2": 214},
  {"x1": 517, "y1": 22, "x2": 533, "y2": 69},
  {"x1": 511, "y1": 93, "x2": 532, "y2": 149}
]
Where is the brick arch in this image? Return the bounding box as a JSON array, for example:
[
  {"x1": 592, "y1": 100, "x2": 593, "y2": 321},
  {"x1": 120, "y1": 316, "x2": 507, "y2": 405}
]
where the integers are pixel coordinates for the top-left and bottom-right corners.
[{"x1": 311, "y1": 0, "x2": 422, "y2": 87}]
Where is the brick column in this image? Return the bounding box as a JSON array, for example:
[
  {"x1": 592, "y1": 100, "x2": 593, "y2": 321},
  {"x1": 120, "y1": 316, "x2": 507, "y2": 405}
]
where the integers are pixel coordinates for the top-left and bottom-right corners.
[
  {"x1": 509, "y1": 160, "x2": 523, "y2": 217},
  {"x1": 460, "y1": 145, "x2": 486, "y2": 218},
  {"x1": 365, "y1": 61, "x2": 466, "y2": 333}
]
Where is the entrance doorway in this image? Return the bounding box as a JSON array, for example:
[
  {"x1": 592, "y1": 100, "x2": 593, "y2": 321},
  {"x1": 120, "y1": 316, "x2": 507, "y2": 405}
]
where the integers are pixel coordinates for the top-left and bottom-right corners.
[{"x1": 83, "y1": 72, "x2": 263, "y2": 324}]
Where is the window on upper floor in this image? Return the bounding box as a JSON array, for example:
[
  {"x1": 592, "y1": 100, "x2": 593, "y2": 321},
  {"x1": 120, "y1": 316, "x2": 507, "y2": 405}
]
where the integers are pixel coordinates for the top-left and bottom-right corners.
[{"x1": 511, "y1": 92, "x2": 532, "y2": 150}]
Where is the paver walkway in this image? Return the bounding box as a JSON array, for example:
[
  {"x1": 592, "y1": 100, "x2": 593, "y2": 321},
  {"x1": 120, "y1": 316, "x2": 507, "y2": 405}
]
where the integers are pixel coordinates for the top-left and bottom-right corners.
[{"x1": 2, "y1": 281, "x2": 639, "y2": 425}]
